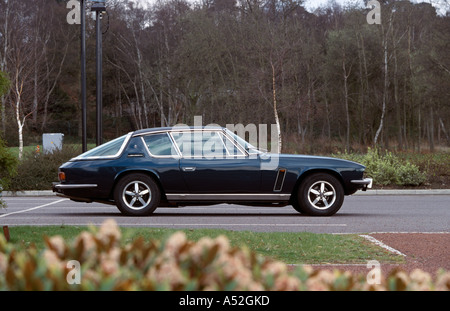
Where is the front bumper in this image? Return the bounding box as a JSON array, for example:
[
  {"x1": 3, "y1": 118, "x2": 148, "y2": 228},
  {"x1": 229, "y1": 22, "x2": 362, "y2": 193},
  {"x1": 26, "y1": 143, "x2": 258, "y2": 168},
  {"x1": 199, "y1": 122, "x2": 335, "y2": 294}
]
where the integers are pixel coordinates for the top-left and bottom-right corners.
[{"x1": 350, "y1": 178, "x2": 373, "y2": 191}]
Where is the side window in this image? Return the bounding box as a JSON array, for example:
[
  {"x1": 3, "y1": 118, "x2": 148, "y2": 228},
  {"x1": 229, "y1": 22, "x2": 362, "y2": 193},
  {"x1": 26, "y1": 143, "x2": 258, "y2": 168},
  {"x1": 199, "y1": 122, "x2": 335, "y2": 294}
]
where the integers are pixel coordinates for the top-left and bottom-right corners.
[
  {"x1": 143, "y1": 133, "x2": 178, "y2": 157},
  {"x1": 171, "y1": 131, "x2": 228, "y2": 158},
  {"x1": 220, "y1": 133, "x2": 245, "y2": 157},
  {"x1": 75, "y1": 134, "x2": 128, "y2": 159}
]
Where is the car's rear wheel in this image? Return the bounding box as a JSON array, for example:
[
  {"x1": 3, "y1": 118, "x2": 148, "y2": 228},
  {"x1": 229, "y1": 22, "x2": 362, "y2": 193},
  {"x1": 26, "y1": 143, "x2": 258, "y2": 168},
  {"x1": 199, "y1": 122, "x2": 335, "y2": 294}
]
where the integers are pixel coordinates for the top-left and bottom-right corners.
[
  {"x1": 294, "y1": 173, "x2": 344, "y2": 216},
  {"x1": 114, "y1": 174, "x2": 160, "y2": 216}
]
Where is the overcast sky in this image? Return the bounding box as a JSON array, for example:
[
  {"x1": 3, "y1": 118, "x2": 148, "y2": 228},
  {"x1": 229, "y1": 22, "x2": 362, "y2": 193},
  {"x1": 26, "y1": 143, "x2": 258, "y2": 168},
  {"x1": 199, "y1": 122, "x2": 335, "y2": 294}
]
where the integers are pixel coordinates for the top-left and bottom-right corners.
[{"x1": 132, "y1": 0, "x2": 448, "y2": 15}]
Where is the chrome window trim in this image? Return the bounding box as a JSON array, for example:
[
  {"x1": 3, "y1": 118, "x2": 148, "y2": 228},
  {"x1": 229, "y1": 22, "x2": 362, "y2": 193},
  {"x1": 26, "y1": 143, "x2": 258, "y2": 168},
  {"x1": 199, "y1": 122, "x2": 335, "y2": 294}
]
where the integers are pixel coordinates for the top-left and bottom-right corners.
[
  {"x1": 132, "y1": 127, "x2": 221, "y2": 137},
  {"x1": 72, "y1": 133, "x2": 132, "y2": 161},
  {"x1": 169, "y1": 130, "x2": 237, "y2": 159},
  {"x1": 133, "y1": 128, "x2": 254, "y2": 159},
  {"x1": 141, "y1": 133, "x2": 181, "y2": 159},
  {"x1": 132, "y1": 129, "x2": 173, "y2": 137},
  {"x1": 168, "y1": 132, "x2": 183, "y2": 158},
  {"x1": 219, "y1": 131, "x2": 247, "y2": 157},
  {"x1": 222, "y1": 129, "x2": 257, "y2": 156},
  {"x1": 217, "y1": 133, "x2": 230, "y2": 156}
]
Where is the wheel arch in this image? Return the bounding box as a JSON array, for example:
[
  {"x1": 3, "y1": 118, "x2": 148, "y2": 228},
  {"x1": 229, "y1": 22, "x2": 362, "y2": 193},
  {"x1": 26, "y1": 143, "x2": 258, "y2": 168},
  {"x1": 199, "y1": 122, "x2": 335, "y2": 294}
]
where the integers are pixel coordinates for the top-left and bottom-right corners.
[
  {"x1": 110, "y1": 169, "x2": 166, "y2": 200},
  {"x1": 290, "y1": 168, "x2": 347, "y2": 203}
]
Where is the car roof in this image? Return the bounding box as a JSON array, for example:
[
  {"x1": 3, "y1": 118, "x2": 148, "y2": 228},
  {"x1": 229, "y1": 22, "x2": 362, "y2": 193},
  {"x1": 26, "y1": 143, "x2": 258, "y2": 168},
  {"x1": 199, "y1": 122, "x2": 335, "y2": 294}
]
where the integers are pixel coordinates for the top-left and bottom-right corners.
[{"x1": 132, "y1": 126, "x2": 224, "y2": 136}]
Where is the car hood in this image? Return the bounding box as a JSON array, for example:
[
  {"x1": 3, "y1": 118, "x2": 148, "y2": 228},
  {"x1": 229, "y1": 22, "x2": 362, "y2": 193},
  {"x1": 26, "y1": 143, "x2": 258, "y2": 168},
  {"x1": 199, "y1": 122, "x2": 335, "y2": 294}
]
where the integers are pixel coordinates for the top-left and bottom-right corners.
[{"x1": 260, "y1": 153, "x2": 366, "y2": 170}]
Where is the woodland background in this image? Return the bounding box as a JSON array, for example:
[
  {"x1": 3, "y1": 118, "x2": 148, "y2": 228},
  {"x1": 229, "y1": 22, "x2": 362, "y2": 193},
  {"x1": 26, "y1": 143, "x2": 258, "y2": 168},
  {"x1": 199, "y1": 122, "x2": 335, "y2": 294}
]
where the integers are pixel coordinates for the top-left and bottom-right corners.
[{"x1": 0, "y1": 0, "x2": 449, "y2": 155}]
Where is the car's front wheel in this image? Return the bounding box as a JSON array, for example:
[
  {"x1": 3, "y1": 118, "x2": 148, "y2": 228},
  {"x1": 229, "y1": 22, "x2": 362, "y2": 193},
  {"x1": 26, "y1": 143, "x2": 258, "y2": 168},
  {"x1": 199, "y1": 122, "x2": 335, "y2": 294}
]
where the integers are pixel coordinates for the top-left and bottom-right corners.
[
  {"x1": 294, "y1": 173, "x2": 344, "y2": 216},
  {"x1": 114, "y1": 174, "x2": 160, "y2": 216}
]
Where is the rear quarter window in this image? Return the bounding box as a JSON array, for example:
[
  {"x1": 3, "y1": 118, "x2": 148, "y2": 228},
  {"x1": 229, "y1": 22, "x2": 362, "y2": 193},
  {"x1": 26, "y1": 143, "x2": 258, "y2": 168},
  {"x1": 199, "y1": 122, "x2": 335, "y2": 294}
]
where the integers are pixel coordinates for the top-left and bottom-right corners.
[
  {"x1": 143, "y1": 133, "x2": 178, "y2": 157},
  {"x1": 74, "y1": 134, "x2": 129, "y2": 159}
]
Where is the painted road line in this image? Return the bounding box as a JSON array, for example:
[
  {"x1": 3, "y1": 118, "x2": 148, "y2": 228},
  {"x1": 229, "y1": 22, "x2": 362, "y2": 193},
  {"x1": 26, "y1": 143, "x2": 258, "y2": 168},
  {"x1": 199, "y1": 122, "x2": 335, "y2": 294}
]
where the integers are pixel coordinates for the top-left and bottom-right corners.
[
  {"x1": 5, "y1": 223, "x2": 347, "y2": 227},
  {"x1": 122, "y1": 223, "x2": 348, "y2": 227},
  {"x1": 0, "y1": 199, "x2": 68, "y2": 219},
  {"x1": 359, "y1": 234, "x2": 407, "y2": 257}
]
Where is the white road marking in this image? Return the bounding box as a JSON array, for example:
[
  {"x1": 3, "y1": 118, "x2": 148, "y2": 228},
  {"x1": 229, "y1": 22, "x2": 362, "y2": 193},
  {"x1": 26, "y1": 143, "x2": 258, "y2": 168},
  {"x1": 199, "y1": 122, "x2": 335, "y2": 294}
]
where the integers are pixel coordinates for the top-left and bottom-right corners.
[
  {"x1": 133, "y1": 223, "x2": 347, "y2": 227},
  {"x1": 359, "y1": 234, "x2": 407, "y2": 257},
  {"x1": 4, "y1": 222, "x2": 347, "y2": 227},
  {"x1": 308, "y1": 264, "x2": 368, "y2": 266},
  {"x1": 0, "y1": 199, "x2": 68, "y2": 219},
  {"x1": 367, "y1": 232, "x2": 450, "y2": 234}
]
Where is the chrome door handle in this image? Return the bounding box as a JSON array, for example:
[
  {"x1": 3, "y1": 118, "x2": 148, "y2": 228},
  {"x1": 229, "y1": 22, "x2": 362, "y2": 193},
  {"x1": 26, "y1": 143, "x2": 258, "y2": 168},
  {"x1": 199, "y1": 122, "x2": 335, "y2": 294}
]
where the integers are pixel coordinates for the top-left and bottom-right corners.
[{"x1": 182, "y1": 167, "x2": 196, "y2": 172}]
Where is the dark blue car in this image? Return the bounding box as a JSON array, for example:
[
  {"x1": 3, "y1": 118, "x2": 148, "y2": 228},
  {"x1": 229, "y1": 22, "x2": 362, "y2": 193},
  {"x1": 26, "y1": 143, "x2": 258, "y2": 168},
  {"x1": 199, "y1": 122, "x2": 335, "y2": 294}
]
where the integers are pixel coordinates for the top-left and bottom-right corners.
[{"x1": 53, "y1": 127, "x2": 372, "y2": 216}]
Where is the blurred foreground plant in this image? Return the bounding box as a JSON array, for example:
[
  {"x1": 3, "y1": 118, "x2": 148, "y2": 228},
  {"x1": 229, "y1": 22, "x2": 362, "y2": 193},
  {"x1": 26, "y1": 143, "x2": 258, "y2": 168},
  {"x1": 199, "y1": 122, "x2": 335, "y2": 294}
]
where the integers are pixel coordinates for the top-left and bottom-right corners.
[{"x1": 0, "y1": 219, "x2": 448, "y2": 291}]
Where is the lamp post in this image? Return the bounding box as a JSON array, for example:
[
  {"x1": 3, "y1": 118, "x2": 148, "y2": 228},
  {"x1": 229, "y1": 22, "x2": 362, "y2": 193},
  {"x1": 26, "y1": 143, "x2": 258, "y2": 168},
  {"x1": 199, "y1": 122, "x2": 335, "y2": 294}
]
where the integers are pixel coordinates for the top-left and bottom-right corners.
[
  {"x1": 91, "y1": 0, "x2": 106, "y2": 146},
  {"x1": 80, "y1": 0, "x2": 87, "y2": 152}
]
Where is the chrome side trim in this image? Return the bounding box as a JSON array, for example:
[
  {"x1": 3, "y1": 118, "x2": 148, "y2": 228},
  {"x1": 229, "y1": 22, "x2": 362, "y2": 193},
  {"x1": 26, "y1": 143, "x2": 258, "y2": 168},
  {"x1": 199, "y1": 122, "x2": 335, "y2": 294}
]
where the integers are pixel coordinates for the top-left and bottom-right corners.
[
  {"x1": 54, "y1": 184, "x2": 98, "y2": 189},
  {"x1": 166, "y1": 193, "x2": 291, "y2": 201}
]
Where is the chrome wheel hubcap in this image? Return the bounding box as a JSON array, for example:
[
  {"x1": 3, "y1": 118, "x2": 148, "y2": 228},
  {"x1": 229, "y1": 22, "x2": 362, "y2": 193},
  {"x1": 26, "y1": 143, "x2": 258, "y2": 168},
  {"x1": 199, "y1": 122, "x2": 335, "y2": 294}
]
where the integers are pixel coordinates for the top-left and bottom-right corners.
[
  {"x1": 122, "y1": 181, "x2": 151, "y2": 210},
  {"x1": 307, "y1": 181, "x2": 336, "y2": 210}
]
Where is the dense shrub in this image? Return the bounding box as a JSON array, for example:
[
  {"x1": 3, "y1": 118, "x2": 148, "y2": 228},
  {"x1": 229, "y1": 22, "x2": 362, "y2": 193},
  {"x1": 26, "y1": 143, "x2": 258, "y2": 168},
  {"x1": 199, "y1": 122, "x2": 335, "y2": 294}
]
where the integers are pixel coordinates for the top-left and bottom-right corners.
[
  {"x1": 334, "y1": 148, "x2": 426, "y2": 186},
  {"x1": 7, "y1": 145, "x2": 81, "y2": 191},
  {"x1": 0, "y1": 219, "x2": 448, "y2": 291},
  {"x1": 398, "y1": 152, "x2": 450, "y2": 187},
  {"x1": 0, "y1": 136, "x2": 18, "y2": 207}
]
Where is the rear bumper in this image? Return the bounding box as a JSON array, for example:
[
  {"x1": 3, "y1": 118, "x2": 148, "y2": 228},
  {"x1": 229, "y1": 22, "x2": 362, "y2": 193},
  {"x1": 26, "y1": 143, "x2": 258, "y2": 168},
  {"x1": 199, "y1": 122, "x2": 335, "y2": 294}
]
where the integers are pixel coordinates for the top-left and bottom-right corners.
[
  {"x1": 52, "y1": 182, "x2": 101, "y2": 203},
  {"x1": 52, "y1": 183, "x2": 98, "y2": 190},
  {"x1": 52, "y1": 182, "x2": 97, "y2": 197},
  {"x1": 350, "y1": 178, "x2": 373, "y2": 191}
]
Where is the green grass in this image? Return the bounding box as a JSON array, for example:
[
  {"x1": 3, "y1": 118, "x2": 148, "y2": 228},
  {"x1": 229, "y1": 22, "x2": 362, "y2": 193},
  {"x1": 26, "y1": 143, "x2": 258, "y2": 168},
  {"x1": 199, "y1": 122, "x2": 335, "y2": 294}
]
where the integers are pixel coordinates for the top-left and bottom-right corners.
[
  {"x1": 7, "y1": 144, "x2": 96, "y2": 158},
  {"x1": 7, "y1": 145, "x2": 37, "y2": 158},
  {"x1": 6, "y1": 226, "x2": 404, "y2": 265}
]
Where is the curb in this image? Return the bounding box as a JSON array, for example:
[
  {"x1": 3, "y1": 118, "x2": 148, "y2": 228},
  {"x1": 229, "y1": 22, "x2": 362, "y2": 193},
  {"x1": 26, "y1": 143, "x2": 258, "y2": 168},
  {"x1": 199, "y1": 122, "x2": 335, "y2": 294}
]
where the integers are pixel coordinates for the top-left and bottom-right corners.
[
  {"x1": 1, "y1": 189, "x2": 450, "y2": 197},
  {"x1": 354, "y1": 189, "x2": 450, "y2": 195}
]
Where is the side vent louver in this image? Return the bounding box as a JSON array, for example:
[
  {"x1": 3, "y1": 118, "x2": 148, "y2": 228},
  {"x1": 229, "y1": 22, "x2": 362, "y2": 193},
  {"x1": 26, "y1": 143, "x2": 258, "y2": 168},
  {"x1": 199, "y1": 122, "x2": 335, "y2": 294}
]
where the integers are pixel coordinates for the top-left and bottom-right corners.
[{"x1": 273, "y1": 169, "x2": 286, "y2": 192}]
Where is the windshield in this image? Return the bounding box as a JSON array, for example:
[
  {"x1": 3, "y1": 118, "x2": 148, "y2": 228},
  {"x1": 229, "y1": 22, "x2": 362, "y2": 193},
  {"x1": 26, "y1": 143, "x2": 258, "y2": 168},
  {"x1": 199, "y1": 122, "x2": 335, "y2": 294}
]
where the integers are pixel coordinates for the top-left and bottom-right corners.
[
  {"x1": 73, "y1": 134, "x2": 130, "y2": 160},
  {"x1": 224, "y1": 129, "x2": 262, "y2": 154}
]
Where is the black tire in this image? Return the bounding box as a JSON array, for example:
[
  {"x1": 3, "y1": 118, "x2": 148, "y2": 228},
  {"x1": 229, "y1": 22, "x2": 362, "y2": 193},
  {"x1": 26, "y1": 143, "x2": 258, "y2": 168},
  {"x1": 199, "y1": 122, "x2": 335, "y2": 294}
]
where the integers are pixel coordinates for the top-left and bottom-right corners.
[
  {"x1": 295, "y1": 173, "x2": 344, "y2": 216},
  {"x1": 114, "y1": 173, "x2": 160, "y2": 216}
]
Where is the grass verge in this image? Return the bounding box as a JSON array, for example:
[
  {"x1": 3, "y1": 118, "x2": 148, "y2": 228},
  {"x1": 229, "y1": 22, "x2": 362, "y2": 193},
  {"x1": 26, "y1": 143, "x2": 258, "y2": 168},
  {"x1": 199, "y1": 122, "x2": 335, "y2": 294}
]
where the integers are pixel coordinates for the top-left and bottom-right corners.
[{"x1": 6, "y1": 226, "x2": 404, "y2": 265}]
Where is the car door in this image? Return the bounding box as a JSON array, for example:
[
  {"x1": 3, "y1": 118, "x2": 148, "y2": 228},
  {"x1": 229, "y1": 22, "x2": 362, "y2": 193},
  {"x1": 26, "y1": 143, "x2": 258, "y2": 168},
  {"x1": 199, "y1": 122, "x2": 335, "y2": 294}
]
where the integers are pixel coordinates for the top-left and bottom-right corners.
[
  {"x1": 141, "y1": 132, "x2": 187, "y2": 193},
  {"x1": 171, "y1": 130, "x2": 261, "y2": 193}
]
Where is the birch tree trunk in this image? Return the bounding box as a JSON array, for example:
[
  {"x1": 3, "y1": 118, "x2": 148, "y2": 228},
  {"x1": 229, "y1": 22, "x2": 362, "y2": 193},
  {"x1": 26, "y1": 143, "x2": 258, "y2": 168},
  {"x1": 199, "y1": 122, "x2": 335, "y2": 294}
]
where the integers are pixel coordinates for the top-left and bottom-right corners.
[
  {"x1": 14, "y1": 74, "x2": 26, "y2": 160},
  {"x1": 271, "y1": 61, "x2": 281, "y2": 154},
  {"x1": 342, "y1": 46, "x2": 351, "y2": 153},
  {"x1": 374, "y1": 14, "x2": 393, "y2": 145}
]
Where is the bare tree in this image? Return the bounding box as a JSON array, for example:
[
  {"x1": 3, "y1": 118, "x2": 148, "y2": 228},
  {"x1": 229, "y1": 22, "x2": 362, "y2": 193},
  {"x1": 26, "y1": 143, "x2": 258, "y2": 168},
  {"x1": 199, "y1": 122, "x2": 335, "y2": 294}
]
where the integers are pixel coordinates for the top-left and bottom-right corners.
[{"x1": 9, "y1": 42, "x2": 35, "y2": 159}]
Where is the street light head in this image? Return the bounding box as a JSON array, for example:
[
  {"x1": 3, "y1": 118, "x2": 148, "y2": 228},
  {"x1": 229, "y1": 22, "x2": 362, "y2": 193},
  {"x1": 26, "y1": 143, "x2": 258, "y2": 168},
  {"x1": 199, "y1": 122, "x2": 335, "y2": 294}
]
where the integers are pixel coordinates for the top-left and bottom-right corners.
[{"x1": 90, "y1": 0, "x2": 106, "y2": 13}]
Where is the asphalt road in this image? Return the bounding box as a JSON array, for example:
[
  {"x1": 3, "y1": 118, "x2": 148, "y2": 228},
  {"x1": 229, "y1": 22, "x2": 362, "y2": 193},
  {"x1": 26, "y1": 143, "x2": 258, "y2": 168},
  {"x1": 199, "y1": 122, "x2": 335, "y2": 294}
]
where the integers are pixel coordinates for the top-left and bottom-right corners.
[{"x1": 0, "y1": 195, "x2": 449, "y2": 233}]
